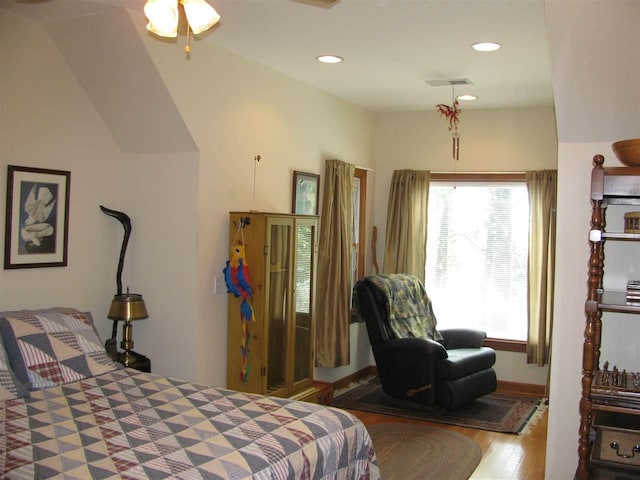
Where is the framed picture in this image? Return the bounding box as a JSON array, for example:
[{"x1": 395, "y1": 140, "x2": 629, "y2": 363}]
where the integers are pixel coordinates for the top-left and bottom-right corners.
[
  {"x1": 4, "y1": 165, "x2": 71, "y2": 269},
  {"x1": 292, "y1": 171, "x2": 319, "y2": 215}
]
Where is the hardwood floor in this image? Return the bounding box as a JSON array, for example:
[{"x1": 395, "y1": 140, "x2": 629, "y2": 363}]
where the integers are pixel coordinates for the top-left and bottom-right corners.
[{"x1": 345, "y1": 396, "x2": 548, "y2": 480}]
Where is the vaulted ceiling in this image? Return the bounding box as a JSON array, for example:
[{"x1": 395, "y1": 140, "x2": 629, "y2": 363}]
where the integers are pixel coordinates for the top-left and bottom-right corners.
[{"x1": 4, "y1": 0, "x2": 554, "y2": 112}]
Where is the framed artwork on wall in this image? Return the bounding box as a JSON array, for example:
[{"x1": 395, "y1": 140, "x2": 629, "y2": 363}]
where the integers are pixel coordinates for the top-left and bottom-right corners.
[
  {"x1": 292, "y1": 171, "x2": 319, "y2": 215},
  {"x1": 4, "y1": 165, "x2": 71, "y2": 269}
]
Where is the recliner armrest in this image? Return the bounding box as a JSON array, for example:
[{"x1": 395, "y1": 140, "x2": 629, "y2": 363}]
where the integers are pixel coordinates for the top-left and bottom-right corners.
[{"x1": 439, "y1": 328, "x2": 487, "y2": 349}]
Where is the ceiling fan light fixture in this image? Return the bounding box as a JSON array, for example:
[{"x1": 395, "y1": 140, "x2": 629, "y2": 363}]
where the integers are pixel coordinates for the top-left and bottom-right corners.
[
  {"x1": 317, "y1": 55, "x2": 343, "y2": 64},
  {"x1": 457, "y1": 94, "x2": 477, "y2": 101},
  {"x1": 182, "y1": 0, "x2": 221, "y2": 35},
  {"x1": 471, "y1": 42, "x2": 501, "y2": 52},
  {"x1": 144, "y1": 0, "x2": 179, "y2": 37},
  {"x1": 144, "y1": 0, "x2": 220, "y2": 38}
]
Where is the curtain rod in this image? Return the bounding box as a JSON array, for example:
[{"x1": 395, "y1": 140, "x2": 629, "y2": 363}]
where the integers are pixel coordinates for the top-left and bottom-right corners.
[
  {"x1": 431, "y1": 172, "x2": 526, "y2": 181},
  {"x1": 432, "y1": 171, "x2": 525, "y2": 174}
]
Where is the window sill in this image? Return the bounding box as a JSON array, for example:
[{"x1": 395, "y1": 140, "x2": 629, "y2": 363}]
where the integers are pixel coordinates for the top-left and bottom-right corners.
[{"x1": 483, "y1": 338, "x2": 526, "y2": 353}]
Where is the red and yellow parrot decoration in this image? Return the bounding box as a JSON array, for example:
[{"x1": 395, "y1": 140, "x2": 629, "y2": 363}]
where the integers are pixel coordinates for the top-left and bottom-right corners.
[{"x1": 223, "y1": 243, "x2": 254, "y2": 384}]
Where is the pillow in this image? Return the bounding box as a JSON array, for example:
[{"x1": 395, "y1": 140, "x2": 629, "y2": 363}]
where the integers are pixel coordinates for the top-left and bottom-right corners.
[
  {"x1": 0, "y1": 308, "x2": 120, "y2": 390},
  {"x1": 0, "y1": 335, "x2": 29, "y2": 400}
]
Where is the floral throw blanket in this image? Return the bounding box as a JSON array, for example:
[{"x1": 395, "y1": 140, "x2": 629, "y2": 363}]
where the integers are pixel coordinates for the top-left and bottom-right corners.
[
  {"x1": 363, "y1": 274, "x2": 444, "y2": 343},
  {"x1": 1, "y1": 369, "x2": 379, "y2": 479}
]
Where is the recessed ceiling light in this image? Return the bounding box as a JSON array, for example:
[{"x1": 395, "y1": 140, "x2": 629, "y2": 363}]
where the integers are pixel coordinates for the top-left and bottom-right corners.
[
  {"x1": 317, "y1": 55, "x2": 343, "y2": 64},
  {"x1": 471, "y1": 42, "x2": 501, "y2": 52},
  {"x1": 457, "y1": 94, "x2": 477, "y2": 101}
]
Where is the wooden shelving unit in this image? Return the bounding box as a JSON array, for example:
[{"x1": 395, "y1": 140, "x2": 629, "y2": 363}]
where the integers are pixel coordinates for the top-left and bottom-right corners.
[{"x1": 577, "y1": 155, "x2": 640, "y2": 478}]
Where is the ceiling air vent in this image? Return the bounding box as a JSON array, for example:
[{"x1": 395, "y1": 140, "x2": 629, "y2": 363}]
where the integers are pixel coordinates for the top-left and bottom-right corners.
[{"x1": 425, "y1": 78, "x2": 473, "y2": 87}]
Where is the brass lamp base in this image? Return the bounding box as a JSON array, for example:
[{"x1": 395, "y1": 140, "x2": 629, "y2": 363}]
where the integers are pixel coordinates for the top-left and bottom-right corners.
[
  {"x1": 120, "y1": 351, "x2": 138, "y2": 367},
  {"x1": 120, "y1": 320, "x2": 136, "y2": 367},
  {"x1": 117, "y1": 350, "x2": 151, "y2": 373}
]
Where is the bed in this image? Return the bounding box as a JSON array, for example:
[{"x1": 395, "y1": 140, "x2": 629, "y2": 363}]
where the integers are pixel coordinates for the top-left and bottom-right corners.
[{"x1": 0, "y1": 308, "x2": 380, "y2": 479}]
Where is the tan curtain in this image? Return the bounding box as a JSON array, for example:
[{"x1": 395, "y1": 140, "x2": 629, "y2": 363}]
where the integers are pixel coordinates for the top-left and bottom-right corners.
[
  {"x1": 526, "y1": 170, "x2": 557, "y2": 366},
  {"x1": 315, "y1": 159, "x2": 354, "y2": 367},
  {"x1": 383, "y1": 170, "x2": 430, "y2": 279}
]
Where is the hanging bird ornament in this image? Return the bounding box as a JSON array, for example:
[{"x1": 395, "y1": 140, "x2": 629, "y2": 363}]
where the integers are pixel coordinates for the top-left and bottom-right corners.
[
  {"x1": 436, "y1": 99, "x2": 460, "y2": 132},
  {"x1": 223, "y1": 216, "x2": 255, "y2": 384},
  {"x1": 436, "y1": 85, "x2": 461, "y2": 161}
]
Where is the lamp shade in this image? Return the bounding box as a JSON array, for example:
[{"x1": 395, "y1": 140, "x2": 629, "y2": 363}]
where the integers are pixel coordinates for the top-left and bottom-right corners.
[
  {"x1": 108, "y1": 293, "x2": 149, "y2": 321},
  {"x1": 182, "y1": 0, "x2": 220, "y2": 35},
  {"x1": 144, "y1": 0, "x2": 220, "y2": 38},
  {"x1": 144, "y1": 0, "x2": 179, "y2": 37}
]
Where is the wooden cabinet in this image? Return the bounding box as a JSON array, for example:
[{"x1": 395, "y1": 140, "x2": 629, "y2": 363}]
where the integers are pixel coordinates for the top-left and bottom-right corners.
[
  {"x1": 577, "y1": 155, "x2": 640, "y2": 478},
  {"x1": 226, "y1": 212, "x2": 318, "y2": 399}
]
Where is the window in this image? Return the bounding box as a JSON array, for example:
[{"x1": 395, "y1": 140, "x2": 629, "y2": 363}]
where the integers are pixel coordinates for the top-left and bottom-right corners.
[
  {"x1": 351, "y1": 169, "x2": 367, "y2": 283},
  {"x1": 350, "y1": 168, "x2": 367, "y2": 313},
  {"x1": 425, "y1": 174, "x2": 528, "y2": 341}
]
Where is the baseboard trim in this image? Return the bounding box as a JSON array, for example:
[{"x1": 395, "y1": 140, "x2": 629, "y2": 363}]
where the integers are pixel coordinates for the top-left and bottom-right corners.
[
  {"x1": 332, "y1": 366, "x2": 377, "y2": 392},
  {"x1": 331, "y1": 366, "x2": 545, "y2": 398},
  {"x1": 497, "y1": 380, "x2": 546, "y2": 397}
]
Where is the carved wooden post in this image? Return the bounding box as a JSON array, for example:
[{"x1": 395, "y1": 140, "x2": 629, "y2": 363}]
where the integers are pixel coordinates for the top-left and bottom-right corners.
[{"x1": 576, "y1": 155, "x2": 605, "y2": 479}]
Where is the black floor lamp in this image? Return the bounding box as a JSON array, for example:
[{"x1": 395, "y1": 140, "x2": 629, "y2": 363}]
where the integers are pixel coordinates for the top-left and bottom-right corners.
[{"x1": 101, "y1": 205, "x2": 150, "y2": 370}]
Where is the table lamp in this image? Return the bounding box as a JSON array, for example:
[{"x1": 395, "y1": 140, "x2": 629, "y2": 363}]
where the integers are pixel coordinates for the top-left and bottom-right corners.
[{"x1": 107, "y1": 291, "x2": 149, "y2": 367}]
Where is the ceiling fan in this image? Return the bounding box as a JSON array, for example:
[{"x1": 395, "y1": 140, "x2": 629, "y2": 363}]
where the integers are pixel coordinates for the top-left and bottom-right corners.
[
  {"x1": 143, "y1": 0, "x2": 340, "y2": 55},
  {"x1": 290, "y1": 0, "x2": 340, "y2": 8}
]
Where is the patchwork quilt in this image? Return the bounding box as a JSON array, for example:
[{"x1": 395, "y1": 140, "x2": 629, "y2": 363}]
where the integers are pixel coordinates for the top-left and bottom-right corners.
[
  {"x1": 360, "y1": 274, "x2": 444, "y2": 343},
  {"x1": 0, "y1": 369, "x2": 379, "y2": 479}
]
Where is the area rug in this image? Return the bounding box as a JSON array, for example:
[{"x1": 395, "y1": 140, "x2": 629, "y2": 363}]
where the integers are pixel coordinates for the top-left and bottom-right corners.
[
  {"x1": 333, "y1": 377, "x2": 545, "y2": 434},
  {"x1": 366, "y1": 423, "x2": 482, "y2": 480}
]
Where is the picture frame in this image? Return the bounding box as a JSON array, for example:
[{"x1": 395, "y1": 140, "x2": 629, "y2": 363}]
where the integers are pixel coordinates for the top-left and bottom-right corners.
[
  {"x1": 4, "y1": 165, "x2": 71, "y2": 269},
  {"x1": 292, "y1": 171, "x2": 319, "y2": 215}
]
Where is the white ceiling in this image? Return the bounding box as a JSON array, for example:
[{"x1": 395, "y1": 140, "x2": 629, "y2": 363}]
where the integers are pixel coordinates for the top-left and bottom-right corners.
[
  {"x1": 205, "y1": 0, "x2": 554, "y2": 112},
  {"x1": 4, "y1": 0, "x2": 554, "y2": 113}
]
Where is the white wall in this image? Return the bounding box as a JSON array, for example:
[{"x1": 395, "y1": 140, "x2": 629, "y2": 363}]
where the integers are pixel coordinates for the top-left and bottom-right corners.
[
  {"x1": 121, "y1": 153, "x2": 200, "y2": 380},
  {"x1": 0, "y1": 7, "x2": 203, "y2": 383},
  {"x1": 544, "y1": 2, "x2": 640, "y2": 478},
  {"x1": 547, "y1": 141, "x2": 633, "y2": 478},
  {"x1": 0, "y1": 8, "x2": 123, "y2": 331},
  {"x1": 372, "y1": 106, "x2": 557, "y2": 385},
  {"x1": 0, "y1": 5, "x2": 375, "y2": 388},
  {"x1": 546, "y1": 142, "x2": 605, "y2": 479},
  {"x1": 135, "y1": 15, "x2": 375, "y2": 385},
  {"x1": 547, "y1": 143, "x2": 640, "y2": 477}
]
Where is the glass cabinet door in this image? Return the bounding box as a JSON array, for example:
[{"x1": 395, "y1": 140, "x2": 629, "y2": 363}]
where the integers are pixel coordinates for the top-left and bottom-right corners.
[
  {"x1": 293, "y1": 219, "x2": 316, "y2": 386},
  {"x1": 227, "y1": 213, "x2": 318, "y2": 398},
  {"x1": 266, "y1": 220, "x2": 291, "y2": 394}
]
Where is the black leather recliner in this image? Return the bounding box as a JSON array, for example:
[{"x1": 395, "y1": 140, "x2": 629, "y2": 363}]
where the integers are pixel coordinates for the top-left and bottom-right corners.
[{"x1": 355, "y1": 273, "x2": 498, "y2": 410}]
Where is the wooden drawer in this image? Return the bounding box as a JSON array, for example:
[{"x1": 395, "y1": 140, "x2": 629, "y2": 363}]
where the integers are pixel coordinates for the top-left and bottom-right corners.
[
  {"x1": 591, "y1": 465, "x2": 640, "y2": 480},
  {"x1": 592, "y1": 411, "x2": 640, "y2": 471}
]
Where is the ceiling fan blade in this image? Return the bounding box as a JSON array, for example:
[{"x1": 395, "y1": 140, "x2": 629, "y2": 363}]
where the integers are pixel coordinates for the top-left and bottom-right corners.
[{"x1": 289, "y1": 0, "x2": 340, "y2": 8}]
